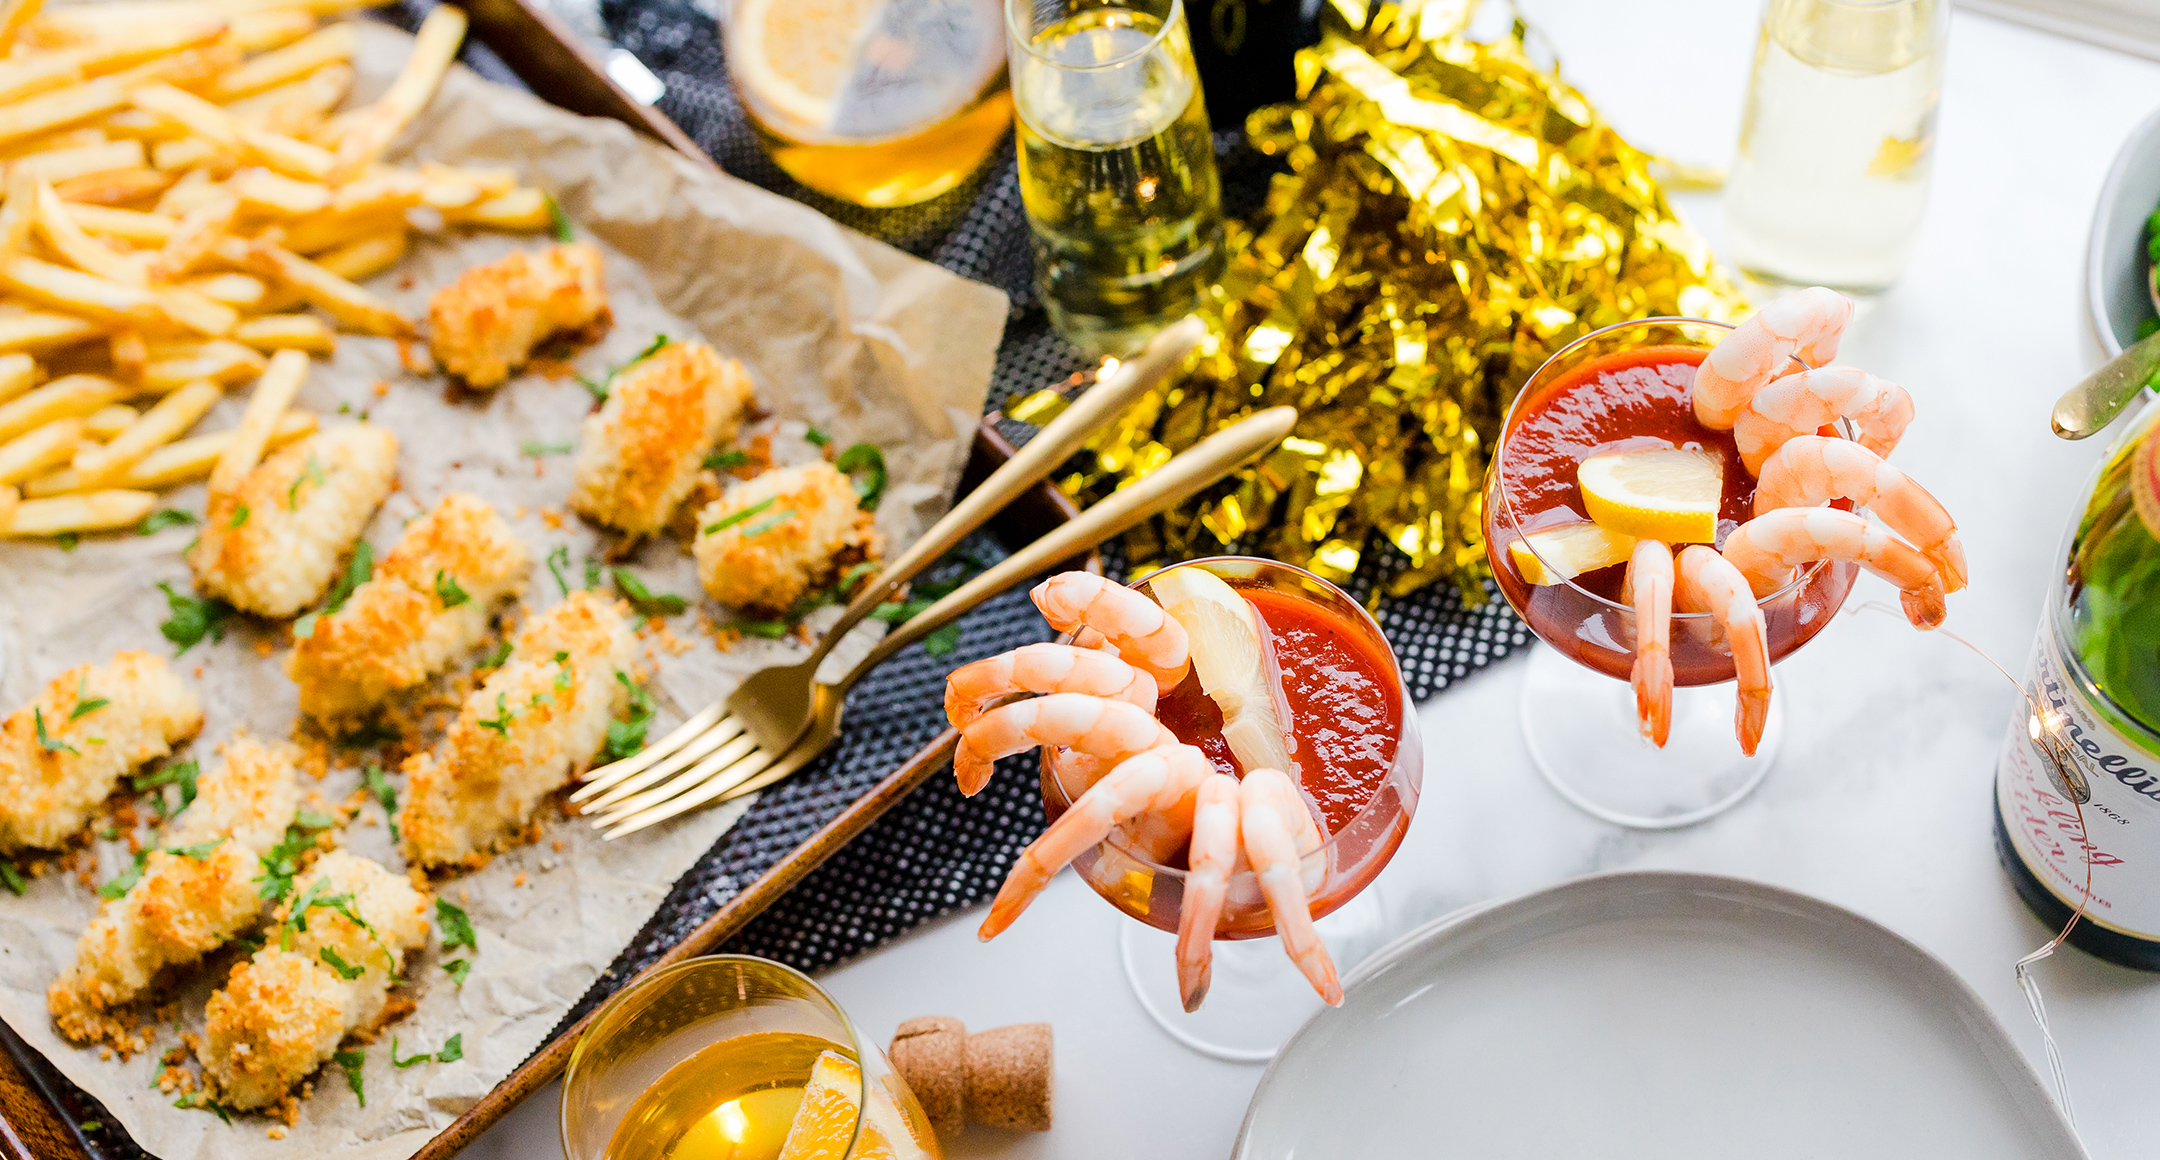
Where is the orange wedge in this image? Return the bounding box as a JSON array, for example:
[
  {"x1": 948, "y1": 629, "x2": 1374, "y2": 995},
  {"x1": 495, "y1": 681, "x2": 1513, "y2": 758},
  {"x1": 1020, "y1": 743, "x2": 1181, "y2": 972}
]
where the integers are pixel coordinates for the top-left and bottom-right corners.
[{"x1": 776, "y1": 1051, "x2": 933, "y2": 1160}]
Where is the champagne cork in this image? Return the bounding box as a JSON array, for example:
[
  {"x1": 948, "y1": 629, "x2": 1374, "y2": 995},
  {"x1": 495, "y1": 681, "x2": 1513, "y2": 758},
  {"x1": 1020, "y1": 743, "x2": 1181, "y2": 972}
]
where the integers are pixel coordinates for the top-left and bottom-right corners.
[{"x1": 889, "y1": 1017, "x2": 1053, "y2": 1135}]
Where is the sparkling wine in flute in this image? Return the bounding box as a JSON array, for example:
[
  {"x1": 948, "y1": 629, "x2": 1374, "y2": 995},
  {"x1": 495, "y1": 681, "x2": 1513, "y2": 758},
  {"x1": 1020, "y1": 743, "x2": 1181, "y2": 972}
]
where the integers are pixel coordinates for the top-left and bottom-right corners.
[{"x1": 1009, "y1": 0, "x2": 1225, "y2": 356}]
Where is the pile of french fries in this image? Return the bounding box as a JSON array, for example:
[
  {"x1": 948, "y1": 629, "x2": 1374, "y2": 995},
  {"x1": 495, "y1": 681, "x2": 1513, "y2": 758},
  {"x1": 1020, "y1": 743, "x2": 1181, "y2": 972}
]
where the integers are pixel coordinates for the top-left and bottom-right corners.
[{"x1": 0, "y1": 0, "x2": 558, "y2": 540}]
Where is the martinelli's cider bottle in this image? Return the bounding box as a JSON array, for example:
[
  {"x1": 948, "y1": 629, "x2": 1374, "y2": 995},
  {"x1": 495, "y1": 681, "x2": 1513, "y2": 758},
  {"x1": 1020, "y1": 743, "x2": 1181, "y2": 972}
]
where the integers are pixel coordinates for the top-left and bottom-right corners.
[{"x1": 1996, "y1": 399, "x2": 2160, "y2": 968}]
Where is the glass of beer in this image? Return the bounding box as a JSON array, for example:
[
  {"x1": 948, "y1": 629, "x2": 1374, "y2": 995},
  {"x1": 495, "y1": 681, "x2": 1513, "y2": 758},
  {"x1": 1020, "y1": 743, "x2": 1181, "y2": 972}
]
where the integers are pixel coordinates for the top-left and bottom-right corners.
[
  {"x1": 725, "y1": 0, "x2": 1014, "y2": 208},
  {"x1": 1006, "y1": 0, "x2": 1226, "y2": 356}
]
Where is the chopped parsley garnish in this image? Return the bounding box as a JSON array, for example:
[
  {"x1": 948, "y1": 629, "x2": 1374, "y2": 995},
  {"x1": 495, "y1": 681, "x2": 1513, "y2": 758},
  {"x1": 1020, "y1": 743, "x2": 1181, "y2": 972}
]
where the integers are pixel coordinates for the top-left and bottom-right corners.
[
  {"x1": 255, "y1": 811, "x2": 335, "y2": 902},
  {"x1": 166, "y1": 837, "x2": 226, "y2": 860},
  {"x1": 435, "y1": 570, "x2": 470, "y2": 608},
  {"x1": 54, "y1": 532, "x2": 78, "y2": 551},
  {"x1": 612, "y1": 569, "x2": 686, "y2": 617},
  {"x1": 546, "y1": 544, "x2": 573, "y2": 597},
  {"x1": 98, "y1": 851, "x2": 148, "y2": 899},
  {"x1": 137, "y1": 508, "x2": 197, "y2": 535},
  {"x1": 295, "y1": 807, "x2": 336, "y2": 829},
  {"x1": 479, "y1": 638, "x2": 512, "y2": 668},
  {"x1": 319, "y1": 947, "x2": 365, "y2": 980},
  {"x1": 701, "y1": 496, "x2": 774, "y2": 536},
  {"x1": 520, "y1": 439, "x2": 574, "y2": 457},
  {"x1": 583, "y1": 555, "x2": 603, "y2": 590},
  {"x1": 442, "y1": 958, "x2": 472, "y2": 986},
  {"x1": 156, "y1": 583, "x2": 232, "y2": 654},
  {"x1": 392, "y1": 1032, "x2": 462, "y2": 1068},
  {"x1": 79, "y1": 1121, "x2": 100, "y2": 1132},
  {"x1": 296, "y1": 541, "x2": 376, "y2": 639},
  {"x1": 604, "y1": 672, "x2": 654, "y2": 760},
  {"x1": 69, "y1": 676, "x2": 108, "y2": 720},
  {"x1": 703, "y1": 449, "x2": 750, "y2": 471},
  {"x1": 33, "y1": 707, "x2": 75, "y2": 754},
  {"x1": 363, "y1": 763, "x2": 399, "y2": 844},
  {"x1": 835, "y1": 443, "x2": 886, "y2": 508},
  {"x1": 435, "y1": 898, "x2": 476, "y2": 952},
  {"x1": 227, "y1": 504, "x2": 249, "y2": 528},
  {"x1": 804, "y1": 426, "x2": 830, "y2": 448},
  {"x1": 553, "y1": 652, "x2": 573, "y2": 690},
  {"x1": 332, "y1": 1049, "x2": 366, "y2": 1105},
  {"x1": 287, "y1": 453, "x2": 324, "y2": 510},
  {"x1": 923, "y1": 622, "x2": 962, "y2": 657},
  {"x1": 577, "y1": 334, "x2": 671, "y2": 402},
  {"x1": 547, "y1": 195, "x2": 574, "y2": 241},
  {"x1": 476, "y1": 694, "x2": 514, "y2": 736},
  {"x1": 1, "y1": 862, "x2": 25, "y2": 895},
  {"x1": 133, "y1": 760, "x2": 200, "y2": 817},
  {"x1": 742, "y1": 508, "x2": 793, "y2": 537},
  {"x1": 734, "y1": 619, "x2": 790, "y2": 639},
  {"x1": 173, "y1": 1092, "x2": 231, "y2": 1123}
]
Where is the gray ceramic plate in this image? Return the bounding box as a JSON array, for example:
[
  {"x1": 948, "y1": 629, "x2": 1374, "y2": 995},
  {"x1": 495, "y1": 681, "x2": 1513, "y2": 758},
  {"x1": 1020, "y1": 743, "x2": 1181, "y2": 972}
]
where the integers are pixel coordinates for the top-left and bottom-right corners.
[
  {"x1": 1234, "y1": 872, "x2": 2085, "y2": 1160},
  {"x1": 2087, "y1": 103, "x2": 2160, "y2": 356}
]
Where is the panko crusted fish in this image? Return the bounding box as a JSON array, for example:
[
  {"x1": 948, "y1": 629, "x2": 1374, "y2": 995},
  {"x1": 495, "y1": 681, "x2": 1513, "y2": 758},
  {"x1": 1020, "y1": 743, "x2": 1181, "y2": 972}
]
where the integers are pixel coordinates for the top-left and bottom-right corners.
[
  {"x1": 188, "y1": 423, "x2": 398, "y2": 619},
  {"x1": 427, "y1": 242, "x2": 609, "y2": 388},
  {"x1": 0, "y1": 652, "x2": 203, "y2": 854},
  {"x1": 692, "y1": 461, "x2": 881, "y2": 615},
  {"x1": 570, "y1": 340, "x2": 754, "y2": 537},
  {"x1": 288, "y1": 492, "x2": 530, "y2": 724}
]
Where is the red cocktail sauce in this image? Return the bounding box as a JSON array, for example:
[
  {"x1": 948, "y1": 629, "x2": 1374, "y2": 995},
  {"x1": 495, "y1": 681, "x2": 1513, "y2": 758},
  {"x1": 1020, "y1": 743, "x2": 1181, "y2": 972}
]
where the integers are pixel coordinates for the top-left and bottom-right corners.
[{"x1": 1152, "y1": 587, "x2": 1401, "y2": 838}]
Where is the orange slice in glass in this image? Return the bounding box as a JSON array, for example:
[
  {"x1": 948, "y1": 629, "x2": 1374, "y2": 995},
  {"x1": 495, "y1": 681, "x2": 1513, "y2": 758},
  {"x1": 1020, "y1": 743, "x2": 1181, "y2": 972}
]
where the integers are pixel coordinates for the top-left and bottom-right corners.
[
  {"x1": 777, "y1": 1051, "x2": 934, "y2": 1160},
  {"x1": 732, "y1": 0, "x2": 887, "y2": 132}
]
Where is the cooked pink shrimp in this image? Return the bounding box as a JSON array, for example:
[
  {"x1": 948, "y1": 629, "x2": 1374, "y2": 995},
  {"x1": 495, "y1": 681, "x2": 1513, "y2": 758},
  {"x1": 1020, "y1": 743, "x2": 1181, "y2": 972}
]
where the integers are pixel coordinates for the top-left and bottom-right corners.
[
  {"x1": 1731, "y1": 366, "x2": 1914, "y2": 475},
  {"x1": 1031, "y1": 572, "x2": 1191, "y2": 690},
  {"x1": 1754, "y1": 435, "x2": 1967, "y2": 593},
  {"x1": 1673, "y1": 546, "x2": 1774, "y2": 756},
  {"x1": 954, "y1": 693, "x2": 1173, "y2": 797},
  {"x1": 1722, "y1": 507, "x2": 1947, "y2": 630},
  {"x1": 1692, "y1": 286, "x2": 1853, "y2": 430},
  {"x1": 978, "y1": 744, "x2": 1212, "y2": 939},
  {"x1": 1175, "y1": 772, "x2": 1242, "y2": 1012},
  {"x1": 943, "y1": 644, "x2": 1158, "y2": 730},
  {"x1": 1239, "y1": 767, "x2": 1341, "y2": 1006},
  {"x1": 1624, "y1": 540, "x2": 1675, "y2": 747}
]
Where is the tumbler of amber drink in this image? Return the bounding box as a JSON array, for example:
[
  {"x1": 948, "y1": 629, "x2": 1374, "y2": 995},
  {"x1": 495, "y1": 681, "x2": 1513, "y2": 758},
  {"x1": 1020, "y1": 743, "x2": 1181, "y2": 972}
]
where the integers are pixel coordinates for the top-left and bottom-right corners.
[{"x1": 562, "y1": 956, "x2": 941, "y2": 1160}]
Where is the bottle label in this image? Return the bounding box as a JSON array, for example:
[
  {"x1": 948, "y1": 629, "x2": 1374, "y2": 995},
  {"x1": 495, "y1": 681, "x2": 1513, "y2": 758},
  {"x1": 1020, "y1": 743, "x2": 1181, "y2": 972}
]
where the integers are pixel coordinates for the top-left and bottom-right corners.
[{"x1": 1997, "y1": 633, "x2": 2160, "y2": 939}]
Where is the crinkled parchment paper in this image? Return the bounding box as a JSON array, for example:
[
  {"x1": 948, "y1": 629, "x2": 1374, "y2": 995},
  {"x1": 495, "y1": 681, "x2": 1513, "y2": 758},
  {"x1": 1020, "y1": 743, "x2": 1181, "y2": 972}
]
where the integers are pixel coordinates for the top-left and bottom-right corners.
[{"x1": 0, "y1": 23, "x2": 1007, "y2": 1160}]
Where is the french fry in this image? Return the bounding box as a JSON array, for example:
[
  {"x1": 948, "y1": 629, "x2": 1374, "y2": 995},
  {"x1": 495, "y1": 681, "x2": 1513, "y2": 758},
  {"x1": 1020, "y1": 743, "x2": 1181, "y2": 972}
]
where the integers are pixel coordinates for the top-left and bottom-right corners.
[
  {"x1": 0, "y1": 254, "x2": 156, "y2": 322},
  {"x1": 246, "y1": 238, "x2": 409, "y2": 336},
  {"x1": 141, "y1": 337, "x2": 262, "y2": 391},
  {"x1": 52, "y1": 20, "x2": 227, "y2": 80},
  {"x1": 108, "y1": 328, "x2": 147, "y2": 380},
  {"x1": 74, "y1": 377, "x2": 217, "y2": 484},
  {"x1": 278, "y1": 205, "x2": 405, "y2": 254},
  {"x1": 0, "y1": 57, "x2": 78, "y2": 106},
  {"x1": 0, "y1": 125, "x2": 105, "y2": 163},
  {"x1": 227, "y1": 61, "x2": 351, "y2": 136},
  {"x1": 0, "y1": 484, "x2": 16, "y2": 529},
  {"x1": 68, "y1": 203, "x2": 178, "y2": 245},
  {"x1": 224, "y1": 8, "x2": 316, "y2": 53},
  {"x1": 9, "y1": 138, "x2": 147, "y2": 185},
  {"x1": 0, "y1": 0, "x2": 41, "y2": 55},
  {"x1": 152, "y1": 283, "x2": 239, "y2": 337},
  {"x1": 32, "y1": 177, "x2": 148, "y2": 284},
  {"x1": 26, "y1": 408, "x2": 313, "y2": 494},
  {"x1": 229, "y1": 165, "x2": 328, "y2": 215},
  {"x1": 129, "y1": 82, "x2": 244, "y2": 151},
  {"x1": 418, "y1": 163, "x2": 516, "y2": 212},
  {"x1": 327, "y1": 4, "x2": 463, "y2": 182},
  {"x1": 208, "y1": 345, "x2": 303, "y2": 493},
  {"x1": 232, "y1": 311, "x2": 329, "y2": 354},
  {"x1": 82, "y1": 402, "x2": 139, "y2": 441},
  {"x1": 0, "y1": 374, "x2": 122, "y2": 442},
  {"x1": 0, "y1": 415, "x2": 86, "y2": 484},
  {"x1": 1, "y1": 488, "x2": 157, "y2": 535},
  {"x1": 146, "y1": 187, "x2": 234, "y2": 280},
  {"x1": 207, "y1": 20, "x2": 354, "y2": 102},
  {"x1": 0, "y1": 77, "x2": 132, "y2": 150},
  {"x1": 0, "y1": 353, "x2": 41, "y2": 403},
  {"x1": 0, "y1": 165, "x2": 31, "y2": 251},
  {"x1": 153, "y1": 167, "x2": 216, "y2": 216},
  {"x1": 150, "y1": 136, "x2": 221, "y2": 172},
  {"x1": 100, "y1": 109, "x2": 188, "y2": 144},
  {"x1": 445, "y1": 187, "x2": 553, "y2": 232},
  {"x1": 180, "y1": 271, "x2": 266, "y2": 309},
  {"x1": 0, "y1": 310, "x2": 100, "y2": 353},
  {"x1": 108, "y1": 42, "x2": 244, "y2": 95},
  {"x1": 325, "y1": 168, "x2": 424, "y2": 216},
  {"x1": 52, "y1": 167, "x2": 175, "y2": 205},
  {"x1": 312, "y1": 227, "x2": 403, "y2": 281}
]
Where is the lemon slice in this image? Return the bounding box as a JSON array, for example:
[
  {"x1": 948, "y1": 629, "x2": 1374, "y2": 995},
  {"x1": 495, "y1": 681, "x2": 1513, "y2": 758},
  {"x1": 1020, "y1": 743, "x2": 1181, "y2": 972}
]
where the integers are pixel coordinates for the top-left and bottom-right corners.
[
  {"x1": 1507, "y1": 523, "x2": 1638, "y2": 586},
  {"x1": 778, "y1": 1050, "x2": 930, "y2": 1160},
  {"x1": 732, "y1": 0, "x2": 888, "y2": 132},
  {"x1": 1577, "y1": 448, "x2": 1722, "y2": 544},
  {"x1": 1148, "y1": 566, "x2": 1294, "y2": 775}
]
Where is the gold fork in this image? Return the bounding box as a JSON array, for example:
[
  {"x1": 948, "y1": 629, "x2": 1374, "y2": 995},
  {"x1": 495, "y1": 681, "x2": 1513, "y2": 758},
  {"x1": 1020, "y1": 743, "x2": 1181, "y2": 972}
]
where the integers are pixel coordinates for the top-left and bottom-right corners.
[
  {"x1": 587, "y1": 404, "x2": 1300, "y2": 839},
  {"x1": 572, "y1": 317, "x2": 1204, "y2": 816}
]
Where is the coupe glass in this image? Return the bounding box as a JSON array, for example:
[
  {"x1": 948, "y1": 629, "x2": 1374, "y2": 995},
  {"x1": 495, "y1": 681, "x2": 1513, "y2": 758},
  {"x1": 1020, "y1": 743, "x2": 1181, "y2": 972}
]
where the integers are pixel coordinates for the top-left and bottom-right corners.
[
  {"x1": 1484, "y1": 318, "x2": 1860, "y2": 829},
  {"x1": 1041, "y1": 556, "x2": 1422, "y2": 1060}
]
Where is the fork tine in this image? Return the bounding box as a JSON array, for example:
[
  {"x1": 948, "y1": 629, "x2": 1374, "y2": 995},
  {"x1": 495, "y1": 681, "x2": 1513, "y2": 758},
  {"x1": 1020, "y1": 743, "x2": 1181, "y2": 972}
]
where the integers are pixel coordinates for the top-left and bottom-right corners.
[
  {"x1": 588, "y1": 732, "x2": 761, "y2": 826},
  {"x1": 574, "y1": 703, "x2": 727, "y2": 795},
  {"x1": 572, "y1": 714, "x2": 749, "y2": 808},
  {"x1": 602, "y1": 745, "x2": 785, "y2": 840}
]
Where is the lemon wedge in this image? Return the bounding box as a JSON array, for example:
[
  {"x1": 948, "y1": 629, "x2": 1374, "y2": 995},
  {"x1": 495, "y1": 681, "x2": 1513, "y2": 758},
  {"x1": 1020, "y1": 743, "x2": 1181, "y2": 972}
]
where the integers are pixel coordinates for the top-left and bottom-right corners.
[
  {"x1": 1507, "y1": 523, "x2": 1638, "y2": 586},
  {"x1": 1148, "y1": 566, "x2": 1294, "y2": 775},
  {"x1": 1577, "y1": 448, "x2": 1722, "y2": 544}
]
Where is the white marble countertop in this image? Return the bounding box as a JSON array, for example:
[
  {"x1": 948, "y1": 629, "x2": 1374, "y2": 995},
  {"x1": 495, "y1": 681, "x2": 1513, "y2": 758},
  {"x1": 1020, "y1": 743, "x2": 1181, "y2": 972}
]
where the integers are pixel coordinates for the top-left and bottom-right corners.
[{"x1": 470, "y1": 5, "x2": 2160, "y2": 1158}]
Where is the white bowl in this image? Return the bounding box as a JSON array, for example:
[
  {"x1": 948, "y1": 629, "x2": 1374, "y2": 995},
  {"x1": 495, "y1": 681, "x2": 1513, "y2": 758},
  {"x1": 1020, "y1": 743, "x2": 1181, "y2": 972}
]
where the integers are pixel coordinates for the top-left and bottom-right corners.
[{"x1": 2088, "y1": 103, "x2": 2160, "y2": 356}]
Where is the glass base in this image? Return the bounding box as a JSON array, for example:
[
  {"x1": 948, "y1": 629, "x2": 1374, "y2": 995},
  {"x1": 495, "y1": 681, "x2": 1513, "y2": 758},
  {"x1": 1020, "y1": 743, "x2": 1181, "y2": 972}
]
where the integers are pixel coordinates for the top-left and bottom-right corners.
[
  {"x1": 1520, "y1": 643, "x2": 1782, "y2": 829},
  {"x1": 1118, "y1": 885, "x2": 1391, "y2": 1063}
]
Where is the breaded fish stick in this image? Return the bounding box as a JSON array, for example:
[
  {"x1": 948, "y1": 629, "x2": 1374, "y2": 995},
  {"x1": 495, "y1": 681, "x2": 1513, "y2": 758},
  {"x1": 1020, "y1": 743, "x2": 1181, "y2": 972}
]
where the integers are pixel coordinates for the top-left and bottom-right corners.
[
  {"x1": 570, "y1": 341, "x2": 753, "y2": 537},
  {"x1": 426, "y1": 242, "x2": 607, "y2": 388},
  {"x1": 0, "y1": 652, "x2": 202, "y2": 853},
  {"x1": 288, "y1": 492, "x2": 530, "y2": 723},
  {"x1": 693, "y1": 461, "x2": 881, "y2": 614},
  {"x1": 187, "y1": 423, "x2": 397, "y2": 618},
  {"x1": 201, "y1": 851, "x2": 431, "y2": 1110},
  {"x1": 401, "y1": 592, "x2": 635, "y2": 867},
  {"x1": 48, "y1": 739, "x2": 299, "y2": 1042}
]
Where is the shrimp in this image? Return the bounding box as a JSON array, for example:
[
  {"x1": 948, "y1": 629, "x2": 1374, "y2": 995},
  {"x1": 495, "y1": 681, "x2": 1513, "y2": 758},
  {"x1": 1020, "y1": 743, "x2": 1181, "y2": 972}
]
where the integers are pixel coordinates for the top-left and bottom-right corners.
[
  {"x1": 1731, "y1": 366, "x2": 1914, "y2": 475},
  {"x1": 1623, "y1": 540, "x2": 1674, "y2": 747},
  {"x1": 1175, "y1": 772, "x2": 1242, "y2": 1012},
  {"x1": 1722, "y1": 507, "x2": 1947, "y2": 630},
  {"x1": 954, "y1": 693, "x2": 1173, "y2": 797},
  {"x1": 1031, "y1": 572, "x2": 1191, "y2": 691},
  {"x1": 1753, "y1": 435, "x2": 1967, "y2": 593},
  {"x1": 943, "y1": 644, "x2": 1157, "y2": 731},
  {"x1": 1673, "y1": 546, "x2": 1774, "y2": 756},
  {"x1": 1692, "y1": 286, "x2": 1853, "y2": 431},
  {"x1": 1238, "y1": 767, "x2": 1341, "y2": 1006},
  {"x1": 977, "y1": 744, "x2": 1212, "y2": 940}
]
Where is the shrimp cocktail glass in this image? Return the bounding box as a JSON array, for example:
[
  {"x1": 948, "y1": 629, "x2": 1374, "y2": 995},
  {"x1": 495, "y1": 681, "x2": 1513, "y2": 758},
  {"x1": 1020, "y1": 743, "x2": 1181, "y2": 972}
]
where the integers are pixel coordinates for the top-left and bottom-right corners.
[
  {"x1": 943, "y1": 557, "x2": 1421, "y2": 1061},
  {"x1": 1486, "y1": 295, "x2": 1967, "y2": 828}
]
